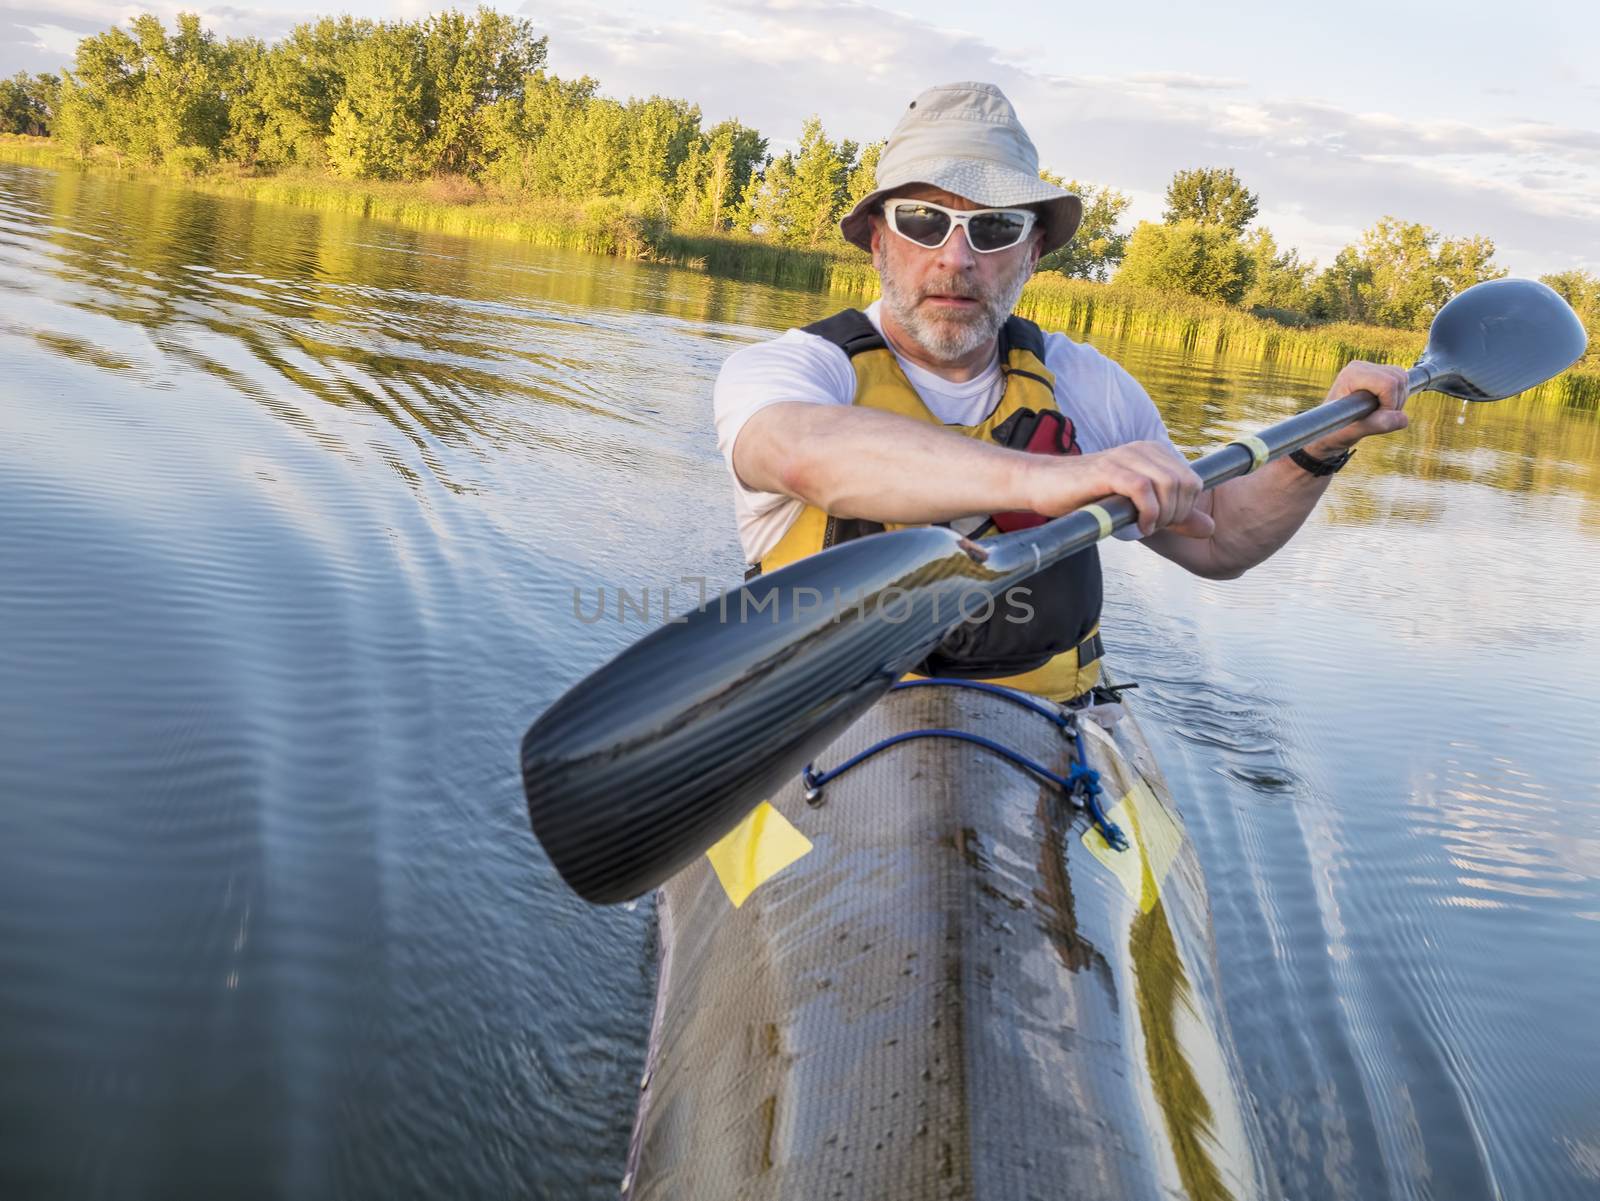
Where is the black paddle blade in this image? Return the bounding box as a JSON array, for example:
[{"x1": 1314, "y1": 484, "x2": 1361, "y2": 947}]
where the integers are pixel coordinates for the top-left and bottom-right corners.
[
  {"x1": 1420, "y1": 277, "x2": 1588, "y2": 402},
  {"x1": 522, "y1": 526, "x2": 986, "y2": 903}
]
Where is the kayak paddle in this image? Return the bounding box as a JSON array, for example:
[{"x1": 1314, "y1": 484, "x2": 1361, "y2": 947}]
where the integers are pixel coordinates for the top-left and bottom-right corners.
[{"x1": 522, "y1": 276, "x2": 1587, "y2": 903}]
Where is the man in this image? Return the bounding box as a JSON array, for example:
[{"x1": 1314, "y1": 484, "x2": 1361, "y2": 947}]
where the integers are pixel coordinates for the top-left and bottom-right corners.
[{"x1": 713, "y1": 81, "x2": 1409, "y2": 701}]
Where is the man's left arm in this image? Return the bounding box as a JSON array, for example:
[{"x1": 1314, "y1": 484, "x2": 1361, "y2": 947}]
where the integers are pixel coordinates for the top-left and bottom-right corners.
[{"x1": 1143, "y1": 361, "x2": 1411, "y2": 580}]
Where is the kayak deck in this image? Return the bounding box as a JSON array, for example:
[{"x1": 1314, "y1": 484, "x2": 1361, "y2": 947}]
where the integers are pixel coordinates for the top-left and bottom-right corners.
[{"x1": 623, "y1": 680, "x2": 1269, "y2": 1200}]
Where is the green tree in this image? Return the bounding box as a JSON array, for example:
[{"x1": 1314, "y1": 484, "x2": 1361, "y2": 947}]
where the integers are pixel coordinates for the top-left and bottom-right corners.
[
  {"x1": 1035, "y1": 173, "x2": 1130, "y2": 282},
  {"x1": 0, "y1": 72, "x2": 61, "y2": 136},
  {"x1": 734, "y1": 152, "x2": 795, "y2": 240},
  {"x1": 54, "y1": 23, "x2": 144, "y2": 156},
  {"x1": 326, "y1": 21, "x2": 427, "y2": 179},
  {"x1": 620, "y1": 94, "x2": 700, "y2": 212},
  {"x1": 253, "y1": 16, "x2": 374, "y2": 168},
  {"x1": 133, "y1": 13, "x2": 230, "y2": 169},
  {"x1": 1540, "y1": 270, "x2": 1600, "y2": 369},
  {"x1": 705, "y1": 120, "x2": 766, "y2": 230},
  {"x1": 1241, "y1": 227, "x2": 1314, "y2": 313},
  {"x1": 1359, "y1": 216, "x2": 1444, "y2": 327},
  {"x1": 52, "y1": 14, "x2": 231, "y2": 170},
  {"x1": 419, "y1": 7, "x2": 546, "y2": 176},
  {"x1": 672, "y1": 119, "x2": 768, "y2": 231},
  {"x1": 1436, "y1": 233, "x2": 1503, "y2": 299},
  {"x1": 546, "y1": 91, "x2": 627, "y2": 199},
  {"x1": 1162, "y1": 167, "x2": 1258, "y2": 237},
  {"x1": 1305, "y1": 215, "x2": 1504, "y2": 329},
  {"x1": 1308, "y1": 245, "x2": 1372, "y2": 321},
  {"x1": 1542, "y1": 270, "x2": 1598, "y2": 309},
  {"x1": 481, "y1": 71, "x2": 598, "y2": 193},
  {"x1": 782, "y1": 116, "x2": 854, "y2": 246},
  {"x1": 671, "y1": 137, "x2": 711, "y2": 227},
  {"x1": 1116, "y1": 219, "x2": 1254, "y2": 303},
  {"x1": 1313, "y1": 217, "x2": 1506, "y2": 329},
  {"x1": 841, "y1": 139, "x2": 883, "y2": 213},
  {"x1": 214, "y1": 35, "x2": 271, "y2": 167},
  {"x1": 1541, "y1": 269, "x2": 1599, "y2": 323}
]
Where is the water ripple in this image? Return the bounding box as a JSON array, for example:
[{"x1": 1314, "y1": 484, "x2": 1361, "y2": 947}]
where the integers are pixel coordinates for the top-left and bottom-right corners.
[{"x1": 5, "y1": 159, "x2": 1600, "y2": 1199}]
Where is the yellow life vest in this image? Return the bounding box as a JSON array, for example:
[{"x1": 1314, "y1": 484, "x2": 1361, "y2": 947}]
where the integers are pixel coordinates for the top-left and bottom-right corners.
[{"x1": 756, "y1": 309, "x2": 1103, "y2": 702}]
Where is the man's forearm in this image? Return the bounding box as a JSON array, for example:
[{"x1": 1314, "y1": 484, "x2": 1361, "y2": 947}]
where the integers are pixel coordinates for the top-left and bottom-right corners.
[
  {"x1": 733, "y1": 402, "x2": 1035, "y2": 523},
  {"x1": 1146, "y1": 458, "x2": 1333, "y2": 579},
  {"x1": 737, "y1": 400, "x2": 1217, "y2": 541}
]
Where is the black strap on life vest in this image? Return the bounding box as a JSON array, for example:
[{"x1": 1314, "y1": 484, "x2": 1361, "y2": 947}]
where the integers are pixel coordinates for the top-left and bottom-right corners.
[
  {"x1": 995, "y1": 316, "x2": 1051, "y2": 392},
  {"x1": 802, "y1": 309, "x2": 886, "y2": 358}
]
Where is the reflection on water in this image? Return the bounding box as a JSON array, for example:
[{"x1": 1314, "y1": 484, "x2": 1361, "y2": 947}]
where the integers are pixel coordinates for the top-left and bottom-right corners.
[{"x1": 2, "y1": 160, "x2": 1599, "y2": 1199}]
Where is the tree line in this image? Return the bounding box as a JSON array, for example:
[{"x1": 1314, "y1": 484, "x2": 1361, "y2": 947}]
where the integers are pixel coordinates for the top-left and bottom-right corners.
[
  {"x1": 1117, "y1": 166, "x2": 1512, "y2": 331},
  {"x1": 2, "y1": 9, "x2": 1593, "y2": 346}
]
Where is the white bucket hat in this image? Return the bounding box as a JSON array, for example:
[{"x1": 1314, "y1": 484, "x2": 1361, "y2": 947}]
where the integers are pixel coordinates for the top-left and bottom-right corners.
[{"x1": 840, "y1": 81, "x2": 1082, "y2": 257}]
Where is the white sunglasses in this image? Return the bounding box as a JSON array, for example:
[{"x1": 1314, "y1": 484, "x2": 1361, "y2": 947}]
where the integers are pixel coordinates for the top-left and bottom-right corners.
[{"x1": 882, "y1": 197, "x2": 1038, "y2": 253}]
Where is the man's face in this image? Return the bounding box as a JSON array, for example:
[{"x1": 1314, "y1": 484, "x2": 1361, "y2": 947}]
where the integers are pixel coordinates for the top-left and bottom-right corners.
[{"x1": 870, "y1": 184, "x2": 1042, "y2": 365}]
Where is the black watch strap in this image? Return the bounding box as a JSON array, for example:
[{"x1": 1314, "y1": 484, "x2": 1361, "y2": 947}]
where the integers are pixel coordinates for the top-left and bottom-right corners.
[{"x1": 1290, "y1": 446, "x2": 1355, "y2": 477}]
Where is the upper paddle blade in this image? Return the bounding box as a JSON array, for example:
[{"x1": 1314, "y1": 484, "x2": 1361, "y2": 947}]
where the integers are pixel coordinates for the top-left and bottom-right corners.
[
  {"x1": 522, "y1": 526, "x2": 984, "y2": 903},
  {"x1": 1420, "y1": 277, "x2": 1588, "y2": 402}
]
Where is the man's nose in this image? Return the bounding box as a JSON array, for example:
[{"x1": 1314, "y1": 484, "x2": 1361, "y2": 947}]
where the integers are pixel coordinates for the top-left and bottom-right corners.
[{"x1": 934, "y1": 223, "x2": 978, "y2": 270}]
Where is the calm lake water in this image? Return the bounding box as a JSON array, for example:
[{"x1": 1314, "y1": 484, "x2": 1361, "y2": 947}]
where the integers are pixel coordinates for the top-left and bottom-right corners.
[{"x1": 2, "y1": 161, "x2": 1598, "y2": 1201}]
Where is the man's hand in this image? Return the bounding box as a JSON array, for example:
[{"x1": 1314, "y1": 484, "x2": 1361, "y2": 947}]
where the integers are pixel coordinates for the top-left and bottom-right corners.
[
  {"x1": 1303, "y1": 360, "x2": 1411, "y2": 457},
  {"x1": 1023, "y1": 440, "x2": 1214, "y2": 539}
]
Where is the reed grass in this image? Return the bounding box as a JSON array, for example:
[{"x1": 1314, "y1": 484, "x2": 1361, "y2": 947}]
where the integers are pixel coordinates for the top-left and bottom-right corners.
[
  {"x1": 0, "y1": 134, "x2": 70, "y2": 169},
  {"x1": 828, "y1": 269, "x2": 1598, "y2": 407},
  {"x1": 4, "y1": 134, "x2": 1593, "y2": 407},
  {"x1": 188, "y1": 171, "x2": 677, "y2": 259}
]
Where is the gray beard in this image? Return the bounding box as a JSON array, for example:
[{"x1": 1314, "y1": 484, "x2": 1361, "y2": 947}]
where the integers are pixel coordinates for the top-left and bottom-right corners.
[{"x1": 879, "y1": 255, "x2": 1034, "y2": 364}]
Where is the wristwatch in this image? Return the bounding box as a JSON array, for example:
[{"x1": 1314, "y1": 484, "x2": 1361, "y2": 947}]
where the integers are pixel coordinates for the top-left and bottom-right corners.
[{"x1": 1289, "y1": 446, "x2": 1355, "y2": 477}]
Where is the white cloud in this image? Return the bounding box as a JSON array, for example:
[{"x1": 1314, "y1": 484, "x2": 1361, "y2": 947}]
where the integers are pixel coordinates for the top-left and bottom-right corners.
[
  {"x1": 526, "y1": 0, "x2": 1600, "y2": 276},
  {"x1": 20, "y1": 22, "x2": 81, "y2": 57},
  {"x1": 1129, "y1": 71, "x2": 1248, "y2": 92}
]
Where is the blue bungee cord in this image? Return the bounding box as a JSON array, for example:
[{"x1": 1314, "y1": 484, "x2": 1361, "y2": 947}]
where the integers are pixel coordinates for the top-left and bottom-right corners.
[{"x1": 801, "y1": 677, "x2": 1129, "y2": 852}]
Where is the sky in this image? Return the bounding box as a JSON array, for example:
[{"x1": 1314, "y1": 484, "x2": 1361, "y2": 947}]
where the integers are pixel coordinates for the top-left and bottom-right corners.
[{"x1": 5, "y1": 0, "x2": 1598, "y2": 278}]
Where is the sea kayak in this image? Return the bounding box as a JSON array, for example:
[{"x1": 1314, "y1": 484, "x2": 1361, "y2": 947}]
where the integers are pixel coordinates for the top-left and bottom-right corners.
[{"x1": 620, "y1": 677, "x2": 1270, "y2": 1200}]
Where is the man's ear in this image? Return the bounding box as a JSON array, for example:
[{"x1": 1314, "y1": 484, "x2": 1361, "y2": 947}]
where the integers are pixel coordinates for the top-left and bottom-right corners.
[{"x1": 869, "y1": 217, "x2": 885, "y2": 270}]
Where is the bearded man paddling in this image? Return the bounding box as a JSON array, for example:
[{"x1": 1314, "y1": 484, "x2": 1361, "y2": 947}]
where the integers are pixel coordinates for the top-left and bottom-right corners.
[
  {"x1": 616, "y1": 81, "x2": 1423, "y2": 1201},
  {"x1": 715, "y1": 80, "x2": 1409, "y2": 702}
]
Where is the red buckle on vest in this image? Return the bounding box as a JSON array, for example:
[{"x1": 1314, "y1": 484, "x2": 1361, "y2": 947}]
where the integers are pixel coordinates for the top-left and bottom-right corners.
[{"x1": 991, "y1": 410, "x2": 1080, "y2": 533}]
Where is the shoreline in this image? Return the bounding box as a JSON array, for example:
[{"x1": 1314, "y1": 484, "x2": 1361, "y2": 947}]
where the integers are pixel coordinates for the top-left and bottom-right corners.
[{"x1": 2, "y1": 135, "x2": 1593, "y2": 405}]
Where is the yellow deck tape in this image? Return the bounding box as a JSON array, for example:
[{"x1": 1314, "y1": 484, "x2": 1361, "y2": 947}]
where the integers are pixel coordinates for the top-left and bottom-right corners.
[
  {"x1": 1083, "y1": 776, "x2": 1184, "y2": 913},
  {"x1": 705, "y1": 802, "x2": 813, "y2": 908}
]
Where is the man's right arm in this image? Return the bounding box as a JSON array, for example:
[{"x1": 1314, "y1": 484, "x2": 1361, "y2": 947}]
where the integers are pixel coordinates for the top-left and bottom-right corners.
[
  {"x1": 733, "y1": 401, "x2": 1213, "y2": 539},
  {"x1": 734, "y1": 401, "x2": 1032, "y2": 524}
]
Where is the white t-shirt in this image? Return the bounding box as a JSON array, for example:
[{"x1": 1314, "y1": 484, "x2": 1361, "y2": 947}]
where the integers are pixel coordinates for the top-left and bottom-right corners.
[{"x1": 712, "y1": 300, "x2": 1174, "y2": 564}]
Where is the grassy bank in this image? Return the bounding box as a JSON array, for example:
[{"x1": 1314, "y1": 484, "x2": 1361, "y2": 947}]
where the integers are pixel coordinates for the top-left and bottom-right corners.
[
  {"x1": 831, "y1": 262, "x2": 1427, "y2": 371},
  {"x1": 4, "y1": 135, "x2": 1594, "y2": 406},
  {"x1": 0, "y1": 137, "x2": 681, "y2": 258}
]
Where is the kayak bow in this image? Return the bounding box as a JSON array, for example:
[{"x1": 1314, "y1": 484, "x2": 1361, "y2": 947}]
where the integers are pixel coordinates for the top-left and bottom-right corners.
[{"x1": 622, "y1": 680, "x2": 1270, "y2": 1201}]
